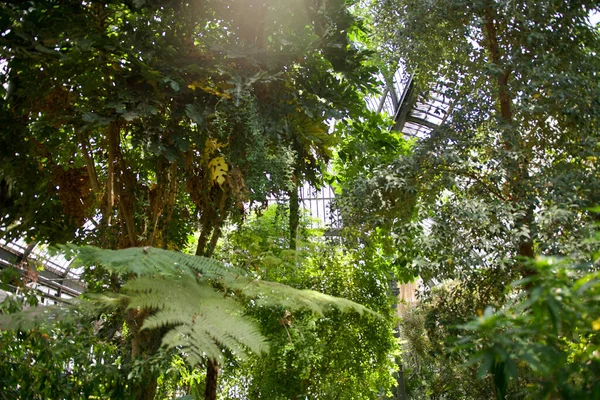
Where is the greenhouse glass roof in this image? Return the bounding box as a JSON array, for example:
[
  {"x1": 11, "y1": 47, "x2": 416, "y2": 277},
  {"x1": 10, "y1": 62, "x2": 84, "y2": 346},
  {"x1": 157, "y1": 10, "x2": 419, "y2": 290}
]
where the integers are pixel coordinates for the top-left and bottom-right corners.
[
  {"x1": 0, "y1": 237, "x2": 85, "y2": 303},
  {"x1": 365, "y1": 67, "x2": 450, "y2": 138}
]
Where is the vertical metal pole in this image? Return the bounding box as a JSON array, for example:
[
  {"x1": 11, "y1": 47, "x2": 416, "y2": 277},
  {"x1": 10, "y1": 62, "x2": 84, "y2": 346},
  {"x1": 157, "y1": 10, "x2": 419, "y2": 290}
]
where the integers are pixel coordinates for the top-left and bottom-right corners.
[{"x1": 397, "y1": 362, "x2": 407, "y2": 400}]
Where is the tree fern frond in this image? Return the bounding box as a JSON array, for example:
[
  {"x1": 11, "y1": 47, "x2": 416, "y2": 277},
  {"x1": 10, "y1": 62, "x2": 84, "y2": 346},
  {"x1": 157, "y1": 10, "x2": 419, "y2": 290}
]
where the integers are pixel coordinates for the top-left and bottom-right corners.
[
  {"x1": 85, "y1": 292, "x2": 128, "y2": 308},
  {"x1": 162, "y1": 324, "x2": 224, "y2": 362},
  {"x1": 74, "y1": 246, "x2": 375, "y2": 315},
  {"x1": 0, "y1": 305, "x2": 67, "y2": 331},
  {"x1": 126, "y1": 277, "x2": 239, "y2": 313},
  {"x1": 65, "y1": 246, "x2": 376, "y2": 366},
  {"x1": 0, "y1": 297, "x2": 112, "y2": 331},
  {"x1": 230, "y1": 278, "x2": 375, "y2": 317},
  {"x1": 70, "y1": 245, "x2": 245, "y2": 279},
  {"x1": 189, "y1": 310, "x2": 269, "y2": 356},
  {"x1": 123, "y1": 275, "x2": 268, "y2": 363},
  {"x1": 164, "y1": 250, "x2": 246, "y2": 277},
  {"x1": 68, "y1": 246, "x2": 184, "y2": 277},
  {"x1": 143, "y1": 310, "x2": 190, "y2": 329}
]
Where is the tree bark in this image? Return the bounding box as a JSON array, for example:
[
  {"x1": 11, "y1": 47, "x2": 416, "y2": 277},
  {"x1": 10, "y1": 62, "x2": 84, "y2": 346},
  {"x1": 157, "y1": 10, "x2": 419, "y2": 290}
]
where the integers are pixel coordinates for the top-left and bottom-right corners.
[
  {"x1": 204, "y1": 359, "x2": 219, "y2": 400},
  {"x1": 160, "y1": 163, "x2": 179, "y2": 247},
  {"x1": 126, "y1": 308, "x2": 164, "y2": 400},
  {"x1": 106, "y1": 122, "x2": 116, "y2": 228},
  {"x1": 108, "y1": 121, "x2": 137, "y2": 247},
  {"x1": 79, "y1": 132, "x2": 101, "y2": 195},
  {"x1": 194, "y1": 187, "x2": 231, "y2": 399}
]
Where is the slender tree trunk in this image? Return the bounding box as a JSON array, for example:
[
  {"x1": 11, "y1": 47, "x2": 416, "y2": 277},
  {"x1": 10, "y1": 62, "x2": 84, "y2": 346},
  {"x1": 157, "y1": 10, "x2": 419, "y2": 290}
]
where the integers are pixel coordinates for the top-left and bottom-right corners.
[
  {"x1": 126, "y1": 308, "x2": 164, "y2": 400},
  {"x1": 106, "y1": 123, "x2": 116, "y2": 228},
  {"x1": 79, "y1": 132, "x2": 101, "y2": 195},
  {"x1": 109, "y1": 122, "x2": 137, "y2": 247},
  {"x1": 161, "y1": 163, "x2": 179, "y2": 247},
  {"x1": 109, "y1": 120, "x2": 157, "y2": 398},
  {"x1": 483, "y1": 9, "x2": 535, "y2": 276},
  {"x1": 131, "y1": 369, "x2": 158, "y2": 400},
  {"x1": 194, "y1": 187, "x2": 230, "y2": 400},
  {"x1": 204, "y1": 359, "x2": 219, "y2": 400},
  {"x1": 196, "y1": 218, "x2": 212, "y2": 256}
]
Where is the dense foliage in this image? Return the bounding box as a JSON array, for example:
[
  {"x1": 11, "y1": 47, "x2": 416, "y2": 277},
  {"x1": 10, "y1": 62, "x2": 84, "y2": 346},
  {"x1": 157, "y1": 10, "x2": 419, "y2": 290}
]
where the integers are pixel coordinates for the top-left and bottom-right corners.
[
  {"x1": 1, "y1": 0, "x2": 600, "y2": 399},
  {"x1": 458, "y1": 228, "x2": 600, "y2": 398},
  {"x1": 0, "y1": 0, "x2": 382, "y2": 399},
  {"x1": 215, "y1": 206, "x2": 398, "y2": 399},
  {"x1": 0, "y1": 283, "x2": 125, "y2": 399},
  {"x1": 329, "y1": 0, "x2": 600, "y2": 398}
]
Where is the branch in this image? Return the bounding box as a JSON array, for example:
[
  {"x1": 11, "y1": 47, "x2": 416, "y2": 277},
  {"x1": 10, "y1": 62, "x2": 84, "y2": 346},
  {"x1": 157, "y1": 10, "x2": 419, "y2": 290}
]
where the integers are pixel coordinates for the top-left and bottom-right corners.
[
  {"x1": 108, "y1": 120, "x2": 137, "y2": 247},
  {"x1": 206, "y1": 186, "x2": 230, "y2": 258},
  {"x1": 436, "y1": 165, "x2": 506, "y2": 202},
  {"x1": 105, "y1": 123, "x2": 116, "y2": 227},
  {"x1": 78, "y1": 132, "x2": 101, "y2": 195},
  {"x1": 195, "y1": 215, "x2": 212, "y2": 257},
  {"x1": 483, "y1": 8, "x2": 513, "y2": 124},
  {"x1": 160, "y1": 163, "x2": 179, "y2": 247}
]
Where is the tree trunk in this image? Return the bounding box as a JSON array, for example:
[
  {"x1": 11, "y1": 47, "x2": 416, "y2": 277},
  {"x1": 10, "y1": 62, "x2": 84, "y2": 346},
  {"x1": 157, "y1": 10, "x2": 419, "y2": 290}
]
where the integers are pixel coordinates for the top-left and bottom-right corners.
[
  {"x1": 194, "y1": 190, "x2": 229, "y2": 399},
  {"x1": 204, "y1": 359, "x2": 219, "y2": 400},
  {"x1": 106, "y1": 122, "x2": 116, "y2": 228},
  {"x1": 483, "y1": 9, "x2": 535, "y2": 276},
  {"x1": 131, "y1": 374, "x2": 158, "y2": 400},
  {"x1": 126, "y1": 308, "x2": 164, "y2": 400}
]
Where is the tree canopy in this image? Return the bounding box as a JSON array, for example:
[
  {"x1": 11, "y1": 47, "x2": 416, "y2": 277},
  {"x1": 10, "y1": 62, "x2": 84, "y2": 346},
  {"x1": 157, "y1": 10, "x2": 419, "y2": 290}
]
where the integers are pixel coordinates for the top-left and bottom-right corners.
[
  {"x1": 331, "y1": 0, "x2": 600, "y2": 397},
  {"x1": 0, "y1": 0, "x2": 375, "y2": 250},
  {"x1": 1, "y1": 1, "x2": 383, "y2": 399}
]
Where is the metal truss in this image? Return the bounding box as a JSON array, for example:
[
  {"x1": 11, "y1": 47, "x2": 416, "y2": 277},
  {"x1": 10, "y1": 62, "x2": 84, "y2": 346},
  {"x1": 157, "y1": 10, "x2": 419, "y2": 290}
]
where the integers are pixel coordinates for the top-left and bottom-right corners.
[{"x1": 0, "y1": 238, "x2": 85, "y2": 305}]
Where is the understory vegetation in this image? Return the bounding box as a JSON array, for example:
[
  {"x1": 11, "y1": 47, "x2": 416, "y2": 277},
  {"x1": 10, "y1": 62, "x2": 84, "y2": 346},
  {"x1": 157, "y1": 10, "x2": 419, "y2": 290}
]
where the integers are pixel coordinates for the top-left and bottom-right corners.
[{"x1": 1, "y1": 0, "x2": 599, "y2": 399}]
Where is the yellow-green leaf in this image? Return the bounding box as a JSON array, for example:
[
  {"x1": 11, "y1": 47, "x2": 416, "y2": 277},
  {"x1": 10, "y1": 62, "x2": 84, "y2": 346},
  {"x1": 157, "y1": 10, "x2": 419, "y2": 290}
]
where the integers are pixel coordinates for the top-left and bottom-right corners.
[{"x1": 208, "y1": 156, "x2": 228, "y2": 186}]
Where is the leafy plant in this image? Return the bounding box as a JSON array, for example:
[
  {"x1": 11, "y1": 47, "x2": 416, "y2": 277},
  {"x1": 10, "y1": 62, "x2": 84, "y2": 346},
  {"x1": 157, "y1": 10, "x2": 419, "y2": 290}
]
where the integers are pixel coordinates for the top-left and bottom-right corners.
[
  {"x1": 0, "y1": 285, "x2": 125, "y2": 399},
  {"x1": 338, "y1": 3, "x2": 600, "y2": 394},
  {"x1": 0, "y1": 1, "x2": 378, "y2": 393},
  {"x1": 457, "y1": 250, "x2": 600, "y2": 399}
]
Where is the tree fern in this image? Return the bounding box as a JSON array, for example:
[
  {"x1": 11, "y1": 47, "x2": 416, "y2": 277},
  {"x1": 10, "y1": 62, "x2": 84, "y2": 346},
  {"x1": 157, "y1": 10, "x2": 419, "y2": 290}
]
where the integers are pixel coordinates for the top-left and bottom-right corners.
[
  {"x1": 125, "y1": 276, "x2": 269, "y2": 363},
  {"x1": 73, "y1": 246, "x2": 373, "y2": 316},
  {"x1": 2, "y1": 246, "x2": 376, "y2": 367}
]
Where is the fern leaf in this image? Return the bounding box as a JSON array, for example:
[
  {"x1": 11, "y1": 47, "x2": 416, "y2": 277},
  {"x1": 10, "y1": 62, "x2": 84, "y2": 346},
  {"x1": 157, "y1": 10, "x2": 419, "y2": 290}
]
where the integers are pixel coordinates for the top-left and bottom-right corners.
[
  {"x1": 0, "y1": 305, "x2": 66, "y2": 331},
  {"x1": 66, "y1": 246, "x2": 376, "y2": 366},
  {"x1": 74, "y1": 246, "x2": 373, "y2": 315},
  {"x1": 69, "y1": 245, "x2": 245, "y2": 279},
  {"x1": 230, "y1": 278, "x2": 374, "y2": 317},
  {"x1": 125, "y1": 275, "x2": 268, "y2": 363},
  {"x1": 162, "y1": 324, "x2": 223, "y2": 362}
]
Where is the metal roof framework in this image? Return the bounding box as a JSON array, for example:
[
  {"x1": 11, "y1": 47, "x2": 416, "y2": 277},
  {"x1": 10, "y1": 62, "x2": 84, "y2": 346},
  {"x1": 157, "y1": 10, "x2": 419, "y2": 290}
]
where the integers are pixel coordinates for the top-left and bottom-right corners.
[
  {"x1": 264, "y1": 67, "x2": 451, "y2": 237},
  {"x1": 365, "y1": 67, "x2": 451, "y2": 139},
  {"x1": 0, "y1": 238, "x2": 85, "y2": 304},
  {"x1": 266, "y1": 184, "x2": 341, "y2": 232}
]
